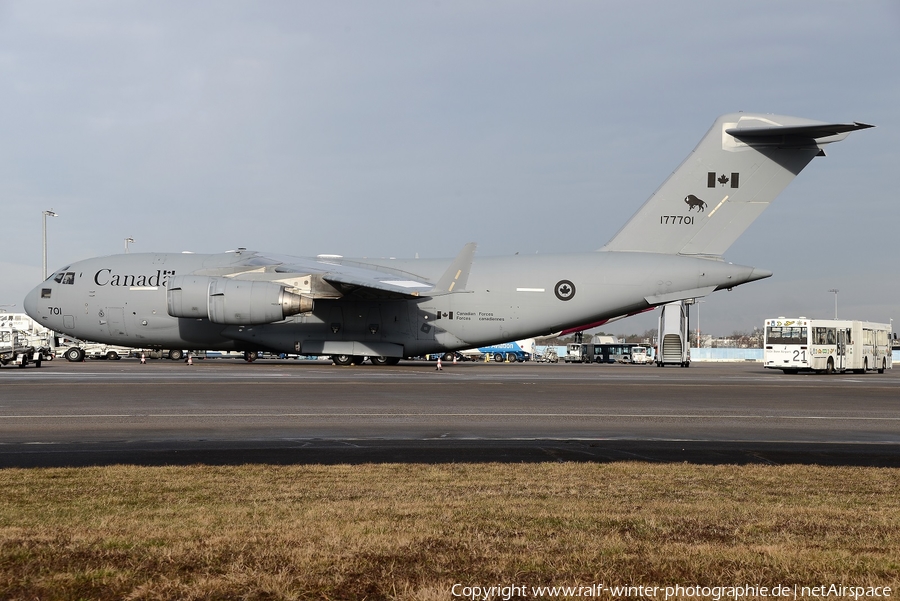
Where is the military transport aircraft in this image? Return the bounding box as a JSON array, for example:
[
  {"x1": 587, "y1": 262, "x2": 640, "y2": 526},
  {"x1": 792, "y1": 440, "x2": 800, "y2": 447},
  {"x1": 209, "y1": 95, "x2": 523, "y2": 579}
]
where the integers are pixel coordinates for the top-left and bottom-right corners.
[{"x1": 24, "y1": 113, "x2": 871, "y2": 365}]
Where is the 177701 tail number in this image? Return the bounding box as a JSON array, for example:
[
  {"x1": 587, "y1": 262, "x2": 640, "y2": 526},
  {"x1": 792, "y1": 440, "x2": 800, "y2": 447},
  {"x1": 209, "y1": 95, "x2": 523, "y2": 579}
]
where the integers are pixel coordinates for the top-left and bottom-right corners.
[{"x1": 660, "y1": 215, "x2": 694, "y2": 225}]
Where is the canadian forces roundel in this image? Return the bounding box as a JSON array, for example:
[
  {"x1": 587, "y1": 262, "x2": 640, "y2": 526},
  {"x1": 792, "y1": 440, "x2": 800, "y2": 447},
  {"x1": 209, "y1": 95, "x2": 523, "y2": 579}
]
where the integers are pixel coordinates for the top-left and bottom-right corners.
[{"x1": 554, "y1": 279, "x2": 576, "y2": 301}]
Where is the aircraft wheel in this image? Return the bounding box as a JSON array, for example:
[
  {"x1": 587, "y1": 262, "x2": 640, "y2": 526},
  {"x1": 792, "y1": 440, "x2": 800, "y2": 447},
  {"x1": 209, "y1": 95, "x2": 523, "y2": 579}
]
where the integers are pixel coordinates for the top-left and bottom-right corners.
[
  {"x1": 169, "y1": 349, "x2": 184, "y2": 361},
  {"x1": 385, "y1": 357, "x2": 401, "y2": 366},
  {"x1": 332, "y1": 354, "x2": 353, "y2": 366},
  {"x1": 370, "y1": 356, "x2": 388, "y2": 365},
  {"x1": 65, "y1": 347, "x2": 83, "y2": 362}
]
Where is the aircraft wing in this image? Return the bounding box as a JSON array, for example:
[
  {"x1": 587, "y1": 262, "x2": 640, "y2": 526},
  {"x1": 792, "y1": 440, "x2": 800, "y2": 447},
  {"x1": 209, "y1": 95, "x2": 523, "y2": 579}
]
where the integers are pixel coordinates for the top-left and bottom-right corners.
[
  {"x1": 320, "y1": 265, "x2": 434, "y2": 298},
  {"x1": 231, "y1": 243, "x2": 476, "y2": 300}
]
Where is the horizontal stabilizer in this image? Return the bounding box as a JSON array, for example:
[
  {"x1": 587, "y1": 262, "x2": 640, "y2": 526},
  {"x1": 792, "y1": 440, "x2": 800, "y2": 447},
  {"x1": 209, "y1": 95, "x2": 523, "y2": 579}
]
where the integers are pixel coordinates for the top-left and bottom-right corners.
[{"x1": 726, "y1": 121, "x2": 874, "y2": 146}]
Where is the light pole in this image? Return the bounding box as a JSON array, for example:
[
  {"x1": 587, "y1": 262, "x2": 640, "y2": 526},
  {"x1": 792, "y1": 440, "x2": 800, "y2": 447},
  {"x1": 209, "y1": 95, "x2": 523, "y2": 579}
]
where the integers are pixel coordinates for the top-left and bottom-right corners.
[
  {"x1": 125, "y1": 237, "x2": 134, "y2": 253},
  {"x1": 828, "y1": 289, "x2": 839, "y2": 320},
  {"x1": 42, "y1": 210, "x2": 58, "y2": 280},
  {"x1": 696, "y1": 299, "x2": 706, "y2": 348}
]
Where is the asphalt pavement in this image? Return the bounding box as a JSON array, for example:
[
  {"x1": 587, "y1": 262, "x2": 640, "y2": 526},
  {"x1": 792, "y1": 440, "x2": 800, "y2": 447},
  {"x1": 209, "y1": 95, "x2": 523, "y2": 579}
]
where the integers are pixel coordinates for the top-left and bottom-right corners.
[{"x1": 1, "y1": 358, "x2": 897, "y2": 467}]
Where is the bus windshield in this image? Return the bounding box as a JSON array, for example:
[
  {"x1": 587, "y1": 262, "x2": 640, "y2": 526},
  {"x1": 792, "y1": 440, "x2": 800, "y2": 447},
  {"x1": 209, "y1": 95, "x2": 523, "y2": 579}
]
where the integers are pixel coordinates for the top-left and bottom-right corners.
[{"x1": 766, "y1": 326, "x2": 808, "y2": 345}]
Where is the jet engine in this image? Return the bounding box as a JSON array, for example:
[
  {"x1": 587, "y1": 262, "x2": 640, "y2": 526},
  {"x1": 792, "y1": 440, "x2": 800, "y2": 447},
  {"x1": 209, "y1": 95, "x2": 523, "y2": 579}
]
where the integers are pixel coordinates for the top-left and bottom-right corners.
[{"x1": 167, "y1": 275, "x2": 313, "y2": 325}]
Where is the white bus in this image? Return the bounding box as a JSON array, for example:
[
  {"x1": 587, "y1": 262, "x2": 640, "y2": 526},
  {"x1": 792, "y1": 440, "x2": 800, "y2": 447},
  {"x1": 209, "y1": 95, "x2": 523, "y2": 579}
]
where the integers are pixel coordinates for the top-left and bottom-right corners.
[{"x1": 764, "y1": 318, "x2": 892, "y2": 374}]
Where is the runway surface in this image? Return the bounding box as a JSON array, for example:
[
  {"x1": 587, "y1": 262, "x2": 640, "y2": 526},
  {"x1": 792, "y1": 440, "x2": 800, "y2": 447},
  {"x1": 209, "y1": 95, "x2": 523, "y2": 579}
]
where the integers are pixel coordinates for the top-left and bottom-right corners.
[{"x1": 1, "y1": 358, "x2": 898, "y2": 467}]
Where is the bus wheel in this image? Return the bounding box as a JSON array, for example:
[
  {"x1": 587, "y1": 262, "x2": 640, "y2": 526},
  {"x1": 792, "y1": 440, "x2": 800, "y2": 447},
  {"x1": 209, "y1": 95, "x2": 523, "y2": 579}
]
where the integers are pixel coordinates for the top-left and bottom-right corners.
[
  {"x1": 783, "y1": 369, "x2": 799, "y2": 375},
  {"x1": 825, "y1": 357, "x2": 834, "y2": 375},
  {"x1": 879, "y1": 359, "x2": 886, "y2": 374}
]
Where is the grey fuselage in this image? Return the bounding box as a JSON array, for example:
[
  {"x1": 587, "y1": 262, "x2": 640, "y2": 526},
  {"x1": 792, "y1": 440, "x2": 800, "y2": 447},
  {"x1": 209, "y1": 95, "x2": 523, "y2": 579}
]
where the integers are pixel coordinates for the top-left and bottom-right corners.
[{"x1": 24, "y1": 250, "x2": 767, "y2": 357}]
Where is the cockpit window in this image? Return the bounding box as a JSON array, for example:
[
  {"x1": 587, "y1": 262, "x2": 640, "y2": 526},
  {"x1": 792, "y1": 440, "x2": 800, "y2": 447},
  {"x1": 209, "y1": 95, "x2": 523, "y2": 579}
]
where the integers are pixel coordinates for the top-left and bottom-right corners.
[
  {"x1": 46, "y1": 265, "x2": 71, "y2": 282},
  {"x1": 61, "y1": 272, "x2": 75, "y2": 285}
]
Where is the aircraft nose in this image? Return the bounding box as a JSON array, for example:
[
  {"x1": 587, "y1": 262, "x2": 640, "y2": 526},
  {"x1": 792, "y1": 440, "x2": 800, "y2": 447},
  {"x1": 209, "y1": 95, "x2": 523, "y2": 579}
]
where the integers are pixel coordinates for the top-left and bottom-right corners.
[{"x1": 23, "y1": 284, "x2": 41, "y2": 320}]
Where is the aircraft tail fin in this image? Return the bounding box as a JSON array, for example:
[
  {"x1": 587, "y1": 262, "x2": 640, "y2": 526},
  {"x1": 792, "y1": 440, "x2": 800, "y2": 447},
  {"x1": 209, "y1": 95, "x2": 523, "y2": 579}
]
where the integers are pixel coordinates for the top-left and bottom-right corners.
[{"x1": 601, "y1": 113, "x2": 873, "y2": 256}]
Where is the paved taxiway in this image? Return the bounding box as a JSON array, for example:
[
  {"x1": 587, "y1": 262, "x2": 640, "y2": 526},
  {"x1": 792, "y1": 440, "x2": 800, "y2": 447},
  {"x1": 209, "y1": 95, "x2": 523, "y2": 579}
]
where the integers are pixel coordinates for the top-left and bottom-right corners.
[{"x1": 1, "y1": 359, "x2": 897, "y2": 467}]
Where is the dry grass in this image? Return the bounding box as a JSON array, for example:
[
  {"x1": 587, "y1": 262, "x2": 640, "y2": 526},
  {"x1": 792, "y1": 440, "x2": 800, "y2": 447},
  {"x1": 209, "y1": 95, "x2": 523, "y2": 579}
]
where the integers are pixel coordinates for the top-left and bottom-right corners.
[{"x1": 0, "y1": 463, "x2": 898, "y2": 600}]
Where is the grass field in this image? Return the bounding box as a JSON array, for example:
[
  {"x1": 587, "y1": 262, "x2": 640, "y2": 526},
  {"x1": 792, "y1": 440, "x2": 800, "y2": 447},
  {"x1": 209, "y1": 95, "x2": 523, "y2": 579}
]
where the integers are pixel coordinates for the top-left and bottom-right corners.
[{"x1": 1, "y1": 463, "x2": 898, "y2": 600}]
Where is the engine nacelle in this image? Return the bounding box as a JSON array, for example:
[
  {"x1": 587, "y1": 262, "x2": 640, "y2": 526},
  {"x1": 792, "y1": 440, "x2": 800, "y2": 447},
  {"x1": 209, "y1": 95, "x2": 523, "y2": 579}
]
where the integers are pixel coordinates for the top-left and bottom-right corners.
[{"x1": 167, "y1": 275, "x2": 313, "y2": 325}]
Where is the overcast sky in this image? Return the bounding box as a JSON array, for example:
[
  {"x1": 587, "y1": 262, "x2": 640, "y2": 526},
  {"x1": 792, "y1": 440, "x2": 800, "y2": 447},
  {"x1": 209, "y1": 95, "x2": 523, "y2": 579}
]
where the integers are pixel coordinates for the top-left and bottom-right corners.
[{"x1": 1, "y1": 1, "x2": 898, "y2": 335}]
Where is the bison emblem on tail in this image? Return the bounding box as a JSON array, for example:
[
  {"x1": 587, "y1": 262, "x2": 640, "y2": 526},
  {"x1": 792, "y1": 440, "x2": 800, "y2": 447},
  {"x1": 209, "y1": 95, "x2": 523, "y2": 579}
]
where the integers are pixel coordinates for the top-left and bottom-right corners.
[{"x1": 684, "y1": 194, "x2": 707, "y2": 212}]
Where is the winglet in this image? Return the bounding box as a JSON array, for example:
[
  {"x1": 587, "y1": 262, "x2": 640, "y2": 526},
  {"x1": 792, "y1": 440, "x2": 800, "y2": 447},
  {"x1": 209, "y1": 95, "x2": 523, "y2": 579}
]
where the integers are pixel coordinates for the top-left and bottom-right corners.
[{"x1": 430, "y1": 242, "x2": 477, "y2": 295}]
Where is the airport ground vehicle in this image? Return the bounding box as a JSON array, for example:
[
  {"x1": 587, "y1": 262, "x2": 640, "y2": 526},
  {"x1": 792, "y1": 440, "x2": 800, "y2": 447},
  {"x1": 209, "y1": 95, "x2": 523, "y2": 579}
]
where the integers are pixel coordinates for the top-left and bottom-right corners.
[
  {"x1": 537, "y1": 347, "x2": 559, "y2": 363},
  {"x1": 61, "y1": 340, "x2": 134, "y2": 361},
  {"x1": 0, "y1": 328, "x2": 44, "y2": 368},
  {"x1": 629, "y1": 346, "x2": 652, "y2": 364},
  {"x1": 131, "y1": 348, "x2": 196, "y2": 361},
  {"x1": 657, "y1": 301, "x2": 690, "y2": 367},
  {"x1": 458, "y1": 339, "x2": 535, "y2": 362},
  {"x1": 564, "y1": 343, "x2": 585, "y2": 363},
  {"x1": 763, "y1": 318, "x2": 892, "y2": 374},
  {"x1": 567, "y1": 342, "x2": 646, "y2": 364}
]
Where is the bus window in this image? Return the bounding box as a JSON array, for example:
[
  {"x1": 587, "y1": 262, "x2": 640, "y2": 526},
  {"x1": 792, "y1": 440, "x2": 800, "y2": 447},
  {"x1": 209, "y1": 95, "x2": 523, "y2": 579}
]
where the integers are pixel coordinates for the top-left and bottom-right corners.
[{"x1": 767, "y1": 326, "x2": 808, "y2": 345}]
